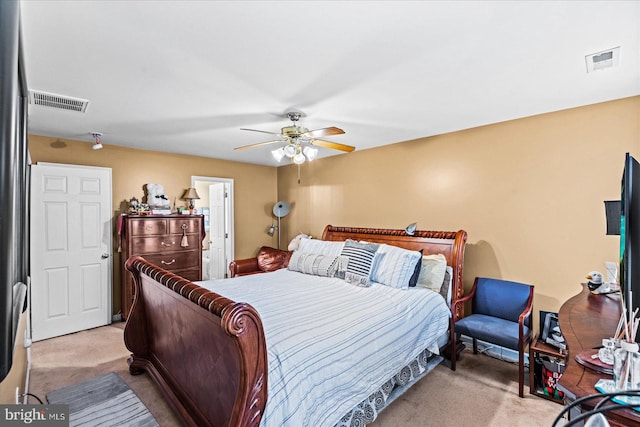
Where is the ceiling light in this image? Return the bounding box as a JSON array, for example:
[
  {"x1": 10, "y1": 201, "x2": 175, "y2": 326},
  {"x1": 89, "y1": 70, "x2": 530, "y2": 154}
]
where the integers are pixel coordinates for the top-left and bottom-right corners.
[
  {"x1": 283, "y1": 144, "x2": 298, "y2": 158},
  {"x1": 303, "y1": 146, "x2": 318, "y2": 161},
  {"x1": 91, "y1": 132, "x2": 103, "y2": 150},
  {"x1": 271, "y1": 147, "x2": 285, "y2": 162},
  {"x1": 293, "y1": 152, "x2": 306, "y2": 164}
]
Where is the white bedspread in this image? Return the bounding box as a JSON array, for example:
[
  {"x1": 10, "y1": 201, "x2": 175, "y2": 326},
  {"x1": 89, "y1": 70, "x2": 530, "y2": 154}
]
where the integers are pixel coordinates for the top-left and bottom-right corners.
[{"x1": 197, "y1": 268, "x2": 450, "y2": 427}]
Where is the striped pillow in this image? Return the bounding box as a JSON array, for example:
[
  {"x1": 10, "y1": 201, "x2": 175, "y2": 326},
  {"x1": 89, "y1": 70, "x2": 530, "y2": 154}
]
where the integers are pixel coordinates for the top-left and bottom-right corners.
[
  {"x1": 340, "y1": 239, "x2": 380, "y2": 287},
  {"x1": 288, "y1": 252, "x2": 348, "y2": 277},
  {"x1": 370, "y1": 244, "x2": 422, "y2": 290}
]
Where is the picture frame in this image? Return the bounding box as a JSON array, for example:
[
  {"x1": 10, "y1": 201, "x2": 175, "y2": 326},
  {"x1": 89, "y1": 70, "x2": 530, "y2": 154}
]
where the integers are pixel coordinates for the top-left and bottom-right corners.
[{"x1": 201, "y1": 207, "x2": 210, "y2": 230}]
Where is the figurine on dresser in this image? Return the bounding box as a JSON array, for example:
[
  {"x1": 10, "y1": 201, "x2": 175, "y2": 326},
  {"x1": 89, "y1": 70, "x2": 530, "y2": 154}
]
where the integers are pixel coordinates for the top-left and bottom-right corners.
[{"x1": 146, "y1": 183, "x2": 170, "y2": 209}]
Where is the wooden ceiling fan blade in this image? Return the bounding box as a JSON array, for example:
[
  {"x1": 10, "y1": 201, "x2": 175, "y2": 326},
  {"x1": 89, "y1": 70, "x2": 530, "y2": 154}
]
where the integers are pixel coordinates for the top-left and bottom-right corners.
[
  {"x1": 311, "y1": 139, "x2": 355, "y2": 152},
  {"x1": 234, "y1": 140, "x2": 283, "y2": 150},
  {"x1": 300, "y1": 127, "x2": 345, "y2": 138},
  {"x1": 240, "y1": 128, "x2": 283, "y2": 136}
]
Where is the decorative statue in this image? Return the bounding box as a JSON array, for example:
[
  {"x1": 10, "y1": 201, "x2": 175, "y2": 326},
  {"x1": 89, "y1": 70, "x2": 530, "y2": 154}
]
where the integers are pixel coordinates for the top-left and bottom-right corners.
[{"x1": 146, "y1": 183, "x2": 170, "y2": 208}]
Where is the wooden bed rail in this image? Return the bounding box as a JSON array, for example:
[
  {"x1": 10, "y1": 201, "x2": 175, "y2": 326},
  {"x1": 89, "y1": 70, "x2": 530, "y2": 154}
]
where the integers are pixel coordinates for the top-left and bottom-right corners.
[{"x1": 124, "y1": 256, "x2": 268, "y2": 427}]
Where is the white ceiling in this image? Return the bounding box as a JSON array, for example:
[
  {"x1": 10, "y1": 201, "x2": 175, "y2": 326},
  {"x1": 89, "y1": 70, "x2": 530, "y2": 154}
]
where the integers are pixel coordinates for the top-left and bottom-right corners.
[{"x1": 20, "y1": 1, "x2": 640, "y2": 166}]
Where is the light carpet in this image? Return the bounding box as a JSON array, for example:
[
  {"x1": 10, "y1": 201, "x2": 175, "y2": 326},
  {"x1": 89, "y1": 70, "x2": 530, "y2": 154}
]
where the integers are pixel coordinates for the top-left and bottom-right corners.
[{"x1": 30, "y1": 323, "x2": 562, "y2": 426}]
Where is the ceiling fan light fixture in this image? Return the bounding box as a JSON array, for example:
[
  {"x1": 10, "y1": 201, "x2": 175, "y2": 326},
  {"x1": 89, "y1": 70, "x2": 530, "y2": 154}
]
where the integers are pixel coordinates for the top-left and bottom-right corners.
[
  {"x1": 303, "y1": 146, "x2": 318, "y2": 161},
  {"x1": 283, "y1": 143, "x2": 298, "y2": 158},
  {"x1": 293, "y1": 152, "x2": 306, "y2": 165},
  {"x1": 271, "y1": 147, "x2": 285, "y2": 162}
]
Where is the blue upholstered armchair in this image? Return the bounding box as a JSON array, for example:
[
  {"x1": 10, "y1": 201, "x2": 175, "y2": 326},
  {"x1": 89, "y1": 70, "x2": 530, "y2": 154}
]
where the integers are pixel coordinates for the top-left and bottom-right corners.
[{"x1": 451, "y1": 277, "x2": 534, "y2": 397}]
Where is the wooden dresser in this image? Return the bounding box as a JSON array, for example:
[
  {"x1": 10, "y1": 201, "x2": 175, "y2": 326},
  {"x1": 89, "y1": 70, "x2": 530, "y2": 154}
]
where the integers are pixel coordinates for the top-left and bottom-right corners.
[{"x1": 120, "y1": 214, "x2": 205, "y2": 319}]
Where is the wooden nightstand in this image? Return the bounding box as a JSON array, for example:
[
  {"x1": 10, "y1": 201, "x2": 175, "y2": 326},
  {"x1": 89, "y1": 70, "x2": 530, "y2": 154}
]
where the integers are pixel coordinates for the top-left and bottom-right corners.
[{"x1": 529, "y1": 333, "x2": 567, "y2": 404}]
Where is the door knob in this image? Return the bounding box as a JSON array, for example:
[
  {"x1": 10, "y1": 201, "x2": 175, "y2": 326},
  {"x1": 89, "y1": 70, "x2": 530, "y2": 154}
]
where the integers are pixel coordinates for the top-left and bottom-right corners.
[{"x1": 101, "y1": 253, "x2": 109, "y2": 259}]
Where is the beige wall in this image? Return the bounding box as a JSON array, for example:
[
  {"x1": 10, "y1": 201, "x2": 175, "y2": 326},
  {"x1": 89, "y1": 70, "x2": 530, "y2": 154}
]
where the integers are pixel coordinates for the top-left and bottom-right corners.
[
  {"x1": 29, "y1": 135, "x2": 278, "y2": 315},
  {"x1": 277, "y1": 96, "x2": 640, "y2": 320},
  {"x1": 27, "y1": 96, "x2": 640, "y2": 322}
]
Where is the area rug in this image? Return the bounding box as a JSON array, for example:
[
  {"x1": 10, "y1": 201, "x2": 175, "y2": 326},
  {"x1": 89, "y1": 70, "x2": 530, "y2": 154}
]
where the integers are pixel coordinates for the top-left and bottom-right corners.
[{"x1": 46, "y1": 372, "x2": 159, "y2": 427}]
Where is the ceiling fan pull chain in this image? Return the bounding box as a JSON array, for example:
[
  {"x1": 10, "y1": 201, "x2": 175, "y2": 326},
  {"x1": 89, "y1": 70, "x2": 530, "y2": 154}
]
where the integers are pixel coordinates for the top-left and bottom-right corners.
[{"x1": 297, "y1": 164, "x2": 301, "y2": 185}]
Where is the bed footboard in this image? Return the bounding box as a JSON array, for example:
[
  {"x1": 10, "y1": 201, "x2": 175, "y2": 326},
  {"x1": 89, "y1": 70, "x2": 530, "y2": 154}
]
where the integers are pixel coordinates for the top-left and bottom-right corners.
[{"x1": 124, "y1": 256, "x2": 267, "y2": 427}]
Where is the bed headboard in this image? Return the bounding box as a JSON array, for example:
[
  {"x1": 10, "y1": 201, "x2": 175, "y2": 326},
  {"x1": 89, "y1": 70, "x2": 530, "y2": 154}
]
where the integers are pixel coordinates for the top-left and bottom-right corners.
[{"x1": 322, "y1": 225, "x2": 468, "y2": 321}]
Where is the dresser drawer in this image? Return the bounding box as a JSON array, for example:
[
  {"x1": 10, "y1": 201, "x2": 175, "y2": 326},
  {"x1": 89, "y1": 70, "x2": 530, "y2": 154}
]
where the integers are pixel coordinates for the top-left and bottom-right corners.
[
  {"x1": 173, "y1": 267, "x2": 201, "y2": 282},
  {"x1": 129, "y1": 218, "x2": 168, "y2": 236},
  {"x1": 130, "y1": 234, "x2": 202, "y2": 254},
  {"x1": 169, "y1": 217, "x2": 201, "y2": 234},
  {"x1": 143, "y1": 250, "x2": 200, "y2": 270}
]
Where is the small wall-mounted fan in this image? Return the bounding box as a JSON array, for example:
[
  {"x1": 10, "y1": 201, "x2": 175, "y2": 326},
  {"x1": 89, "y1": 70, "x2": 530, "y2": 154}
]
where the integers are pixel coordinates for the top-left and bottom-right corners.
[{"x1": 235, "y1": 112, "x2": 355, "y2": 164}]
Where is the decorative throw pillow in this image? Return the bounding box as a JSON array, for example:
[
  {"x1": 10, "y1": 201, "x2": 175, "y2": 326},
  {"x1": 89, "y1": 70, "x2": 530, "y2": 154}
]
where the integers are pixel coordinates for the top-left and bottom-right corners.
[
  {"x1": 440, "y1": 266, "x2": 453, "y2": 303},
  {"x1": 288, "y1": 233, "x2": 309, "y2": 251},
  {"x1": 340, "y1": 239, "x2": 379, "y2": 287},
  {"x1": 298, "y1": 238, "x2": 345, "y2": 257},
  {"x1": 408, "y1": 249, "x2": 424, "y2": 288},
  {"x1": 288, "y1": 252, "x2": 348, "y2": 277},
  {"x1": 370, "y1": 244, "x2": 422, "y2": 290},
  {"x1": 416, "y1": 254, "x2": 447, "y2": 291}
]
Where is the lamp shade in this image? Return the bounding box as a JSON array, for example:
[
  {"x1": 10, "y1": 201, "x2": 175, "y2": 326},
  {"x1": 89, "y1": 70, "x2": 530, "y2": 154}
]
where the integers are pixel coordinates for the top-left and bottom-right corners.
[
  {"x1": 303, "y1": 146, "x2": 318, "y2": 161},
  {"x1": 181, "y1": 188, "x2": 200, "y2": 200},
  {"x1": 272, "y1": 147, "x2": 285, "y2": 162}
]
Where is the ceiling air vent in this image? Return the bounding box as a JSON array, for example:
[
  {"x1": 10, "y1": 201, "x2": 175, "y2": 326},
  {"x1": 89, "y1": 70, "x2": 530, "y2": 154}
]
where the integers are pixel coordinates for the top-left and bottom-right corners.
[
  {"x1": 585, "y1": 47, "x2": 620, "y2": 73},
  {"x1": 28, "y1": 90, "x2": 89, "y2": 113}
]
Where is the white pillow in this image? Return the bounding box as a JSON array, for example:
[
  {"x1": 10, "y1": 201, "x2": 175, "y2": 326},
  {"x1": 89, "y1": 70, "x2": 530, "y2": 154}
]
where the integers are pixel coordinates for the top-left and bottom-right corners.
[
  {"x1": 370, "y1": 244, "x2": 422, "y2": 290},
  {"x1": 297, "y1": 239, "x2": 345, "y2": 257},
  {"x1": 288, "y1": 233, "x2": 309, "y2": 251},
  {"x1": 288, "y1": 252, "x2": 348, "y2": 277},
  {"x1": 416, "y1": 254, "x2": 448, "y2": 291}
]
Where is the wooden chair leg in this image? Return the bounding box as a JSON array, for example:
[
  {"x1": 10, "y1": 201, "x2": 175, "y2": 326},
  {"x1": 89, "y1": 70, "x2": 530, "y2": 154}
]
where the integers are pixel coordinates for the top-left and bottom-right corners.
[
  {"x1": 472, "y1": 338, "x2": 478, "y2": 354},
  {"x1": 518, "y1": 344, "x2": 525, "y2": 398},
  {"x1": 450, "y1": 324, "x2": 457, "y2": 371}
]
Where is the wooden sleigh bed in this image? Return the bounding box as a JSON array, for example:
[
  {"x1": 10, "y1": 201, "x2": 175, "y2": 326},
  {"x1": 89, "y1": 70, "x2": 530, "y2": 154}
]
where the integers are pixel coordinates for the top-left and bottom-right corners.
[{"x1": 124, "y1": 225, "x2": 467, "y2": 427}]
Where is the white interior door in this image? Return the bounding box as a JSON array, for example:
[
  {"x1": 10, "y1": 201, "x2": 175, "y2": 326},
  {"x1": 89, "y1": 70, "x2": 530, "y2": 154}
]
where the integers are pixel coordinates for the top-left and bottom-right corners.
[
  {"x1": 30, "y1": 163, "x2": 112, "y2": 341},
  {"x1": 192, "y1": 176, "x2": 234, "y2": 279},
  {"x1": 208, "y1": 182, "x2": 226, "y2": 279}
]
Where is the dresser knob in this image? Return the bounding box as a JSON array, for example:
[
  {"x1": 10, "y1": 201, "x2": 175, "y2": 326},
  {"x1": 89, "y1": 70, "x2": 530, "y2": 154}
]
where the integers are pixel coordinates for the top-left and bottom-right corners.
[{"x1": 161, "y1": 259, "x2": 176, "y2": 266}]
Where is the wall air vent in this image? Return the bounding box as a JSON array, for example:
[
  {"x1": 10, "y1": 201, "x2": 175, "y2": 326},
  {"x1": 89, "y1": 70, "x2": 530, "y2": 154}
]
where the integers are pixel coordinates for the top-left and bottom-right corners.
[
  {"x1": 28, "y1": 90, "x2": 89, "y2": 113},
  {"x1": 585, "y1": 47, "x2": 620, "y2": 73}
]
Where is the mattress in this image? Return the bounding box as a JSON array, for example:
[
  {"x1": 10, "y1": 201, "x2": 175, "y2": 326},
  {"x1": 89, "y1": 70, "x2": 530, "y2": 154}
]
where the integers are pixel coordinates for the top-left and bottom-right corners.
[{"x1": 197, "y1": 268, "x2": 450, "y2": 427}]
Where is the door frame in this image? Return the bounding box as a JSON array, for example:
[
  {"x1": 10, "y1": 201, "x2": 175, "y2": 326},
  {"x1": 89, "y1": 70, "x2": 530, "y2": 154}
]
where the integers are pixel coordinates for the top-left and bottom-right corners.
[{"x1": 191, "y1": 176, "x2": 235, "y2": 277}]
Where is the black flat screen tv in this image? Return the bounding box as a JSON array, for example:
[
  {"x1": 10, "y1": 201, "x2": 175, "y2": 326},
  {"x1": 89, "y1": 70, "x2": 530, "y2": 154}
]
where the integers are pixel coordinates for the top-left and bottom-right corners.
[
  {"x1": 621, "y1": 153, "x2": 640, "y2": 334},
  {"x1": 0, "y1": 1, "x2": 30, "y2": 383}
]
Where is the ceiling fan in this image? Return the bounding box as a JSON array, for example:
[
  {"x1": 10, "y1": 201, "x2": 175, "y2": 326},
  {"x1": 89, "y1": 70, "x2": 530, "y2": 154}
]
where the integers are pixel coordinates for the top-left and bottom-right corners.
[{"x1": 235, "y1": 112, "x2": 355, "y2": 164}]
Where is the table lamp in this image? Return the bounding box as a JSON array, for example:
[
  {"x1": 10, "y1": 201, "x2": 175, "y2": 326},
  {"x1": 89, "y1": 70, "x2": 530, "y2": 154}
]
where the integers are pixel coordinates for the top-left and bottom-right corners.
[{"x1": 181, "y1": 188, "x2": 200, "y2": 214}]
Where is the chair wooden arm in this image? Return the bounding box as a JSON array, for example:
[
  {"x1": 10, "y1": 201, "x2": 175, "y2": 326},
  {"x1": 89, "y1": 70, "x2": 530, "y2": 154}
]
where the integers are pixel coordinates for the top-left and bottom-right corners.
[
  {"x1": 452, "y1": 278, "x2": 478, "y2": 314},
  {"x1": 229, "y1": 258, "x2": 260, "y2": 278},
  {"x1": 518, "y1": 286, "x2": 535, "y2": 344}
]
